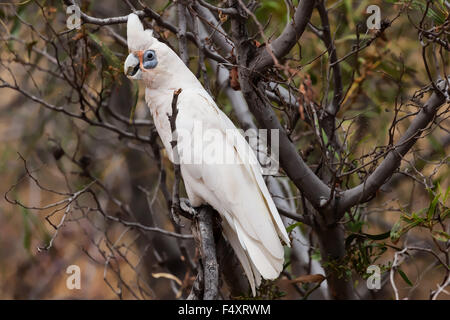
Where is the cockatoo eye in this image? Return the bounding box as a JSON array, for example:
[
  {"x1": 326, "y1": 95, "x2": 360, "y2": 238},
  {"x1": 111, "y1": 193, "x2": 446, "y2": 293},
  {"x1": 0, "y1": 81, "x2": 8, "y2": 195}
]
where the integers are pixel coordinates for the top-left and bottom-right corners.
[
  {"x1": 144, "y1": 50, "x2": 155, "y2": 60},
  {"x1": 143, "y1": 49, "x2": 157, "y2": 69}
]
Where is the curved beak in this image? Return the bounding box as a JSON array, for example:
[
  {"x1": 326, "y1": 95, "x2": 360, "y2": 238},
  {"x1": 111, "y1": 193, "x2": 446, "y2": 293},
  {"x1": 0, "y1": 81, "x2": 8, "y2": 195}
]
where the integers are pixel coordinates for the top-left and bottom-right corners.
[{"x1": 124, "y1": 53, "x2": 142, "y2": 79}]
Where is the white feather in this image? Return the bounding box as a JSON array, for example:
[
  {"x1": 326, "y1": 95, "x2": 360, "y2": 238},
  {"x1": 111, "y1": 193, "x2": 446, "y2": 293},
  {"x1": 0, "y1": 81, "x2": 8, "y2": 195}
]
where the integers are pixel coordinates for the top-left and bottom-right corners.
[{"x1": 127, "y1": 13, "x2": 154, "y2": 52}]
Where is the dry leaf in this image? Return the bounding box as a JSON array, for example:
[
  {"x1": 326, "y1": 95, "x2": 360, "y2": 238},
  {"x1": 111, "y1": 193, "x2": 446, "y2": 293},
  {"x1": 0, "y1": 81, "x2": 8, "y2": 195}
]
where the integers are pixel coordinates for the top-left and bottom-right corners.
[
  {"x1": 152, "y1": 272, "x2": 182, "y2": 286},
  {"x1": 163, "y1": 30, "x2": 171, "y2": 39},
  {"x1": 290, "y1": 274, "x2": 325, "y2": 284},
  {"x1": 230, "y1": 67, "x2": 240, "y2": 90},
  {"x1": 72, "y1": 32, "x2": 84, "y2": 42},
  {"x1": 298, "y1": 73, "x2": 315, "y2": 120},
  {"x1": 298, "y1": 83, "x2": 307, "y2": 120},
  {"x1": 219, "y1": 11, "x2": 228, "y2": 23},
  {"x1": 299, "y1": 103, "x2": 305, "y2": 121},
  {"x1": 303, "y1": 74, "x2": 315, "y2": 104}
]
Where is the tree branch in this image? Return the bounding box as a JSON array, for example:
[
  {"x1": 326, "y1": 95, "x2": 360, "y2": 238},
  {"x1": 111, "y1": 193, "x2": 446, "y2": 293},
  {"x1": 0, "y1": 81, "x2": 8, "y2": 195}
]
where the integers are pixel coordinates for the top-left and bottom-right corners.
[
  {"x1": 177, "y1": 2, "x2": 189, "y2": 66},
  {"x1": 228, "y1": 0, "x2": 331, "y2": 210},
  {"x1": 316, "y1": 1, "x2": 342, "y2": 115},
  {"x1": 196, "y1": 0, "x2": 239, "y2": 16},
  {"x1": 197, "y1": 206, "x2": 219, "y2": 300},
  {"x1": 168, "y1": 88, "x2": 185, "y2": 225},
  {"x1": 62, "y1": 0, "x2": 228, "y2": 65},
  {"x1": 339, "y1": 80, "x2": 450, "y2": 214},
  {"x1": 250, "y1": 0, "x2": 316, "y2": 72}
]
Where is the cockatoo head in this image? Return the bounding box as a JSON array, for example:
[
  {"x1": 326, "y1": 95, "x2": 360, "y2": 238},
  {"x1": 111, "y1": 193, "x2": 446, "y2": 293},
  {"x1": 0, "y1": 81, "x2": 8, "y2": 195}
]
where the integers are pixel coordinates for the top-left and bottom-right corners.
[
  {"x1": 124, "y1": 14, "x2": 174, "y2": 84},
  {"x1": 124, "y1": 13, "x2": 199, "y2": 90}
]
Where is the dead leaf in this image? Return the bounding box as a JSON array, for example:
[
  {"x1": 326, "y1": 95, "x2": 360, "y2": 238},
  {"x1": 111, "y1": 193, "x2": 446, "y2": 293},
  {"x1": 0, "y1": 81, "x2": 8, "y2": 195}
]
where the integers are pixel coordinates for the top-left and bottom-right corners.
[
  {"x1": 219, "y1": 11, "x2": 228, "y2": 23},
  {"x1": 163, "y1": 30, "x2": 171, "y2": 39},
  {"x1": 230, "y1": 67, "x2": 240, "y2": 90},
  {"x1": 152, "y1": 272, "x2": 182, "y2": 286},
  {"x1": 304, "y1": 74, "x2": 315, "y2": 104},
  {"x1": 298, "y1": 73, "x2": 315, "y2": 120},
  {"x1": 290, "y1": 274, "x2": 325, "y2": 284},
  {"x1": 299, "y1": 103, "x2": 305, "y2": 120},
  {"x1": 298, "y1": 86, "x2": 306, "y2": 120},
  {"x1": 72, "y1": 32, "x2": 84, "y2": 42}
]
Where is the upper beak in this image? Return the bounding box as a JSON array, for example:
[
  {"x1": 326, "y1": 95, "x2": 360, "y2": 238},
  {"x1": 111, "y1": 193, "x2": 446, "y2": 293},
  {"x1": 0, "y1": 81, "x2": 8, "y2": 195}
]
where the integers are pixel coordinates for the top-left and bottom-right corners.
[{"x1": 124, "y1": 53, "x2": 142, "y2": 79}]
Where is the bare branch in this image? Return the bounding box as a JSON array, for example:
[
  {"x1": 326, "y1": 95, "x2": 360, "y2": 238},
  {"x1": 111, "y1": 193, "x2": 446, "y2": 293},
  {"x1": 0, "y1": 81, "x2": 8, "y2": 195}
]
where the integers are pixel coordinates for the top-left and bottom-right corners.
[
  {"x1": 197, "y1": 206, "x2": 219, "y2": 300},
  {"x1": 250, "y1": 0, "x2": 316, "y2": 72},
  {"x1": 62, "y1": 0, "x2": 229, "y2": 65},
  {"x1": 196, "y1": 0, "x2": 239, "y2": 16},
  {"x1": 340, "y1": 79, "x2": 450, "y2": 214}
]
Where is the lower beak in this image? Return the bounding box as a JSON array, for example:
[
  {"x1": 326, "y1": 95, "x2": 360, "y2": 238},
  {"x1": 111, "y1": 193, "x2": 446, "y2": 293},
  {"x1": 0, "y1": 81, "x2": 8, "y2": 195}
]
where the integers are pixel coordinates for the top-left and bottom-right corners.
[{"x1": 124, "y1": 54, "x2": 142, "y2": 79}]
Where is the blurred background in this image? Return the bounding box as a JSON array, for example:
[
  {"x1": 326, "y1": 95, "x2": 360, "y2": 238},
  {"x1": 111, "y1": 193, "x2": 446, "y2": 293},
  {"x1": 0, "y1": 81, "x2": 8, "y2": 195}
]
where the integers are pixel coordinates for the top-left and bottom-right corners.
[{"x1": 0, "y1": 0, "x2": 448, "y2": 299}]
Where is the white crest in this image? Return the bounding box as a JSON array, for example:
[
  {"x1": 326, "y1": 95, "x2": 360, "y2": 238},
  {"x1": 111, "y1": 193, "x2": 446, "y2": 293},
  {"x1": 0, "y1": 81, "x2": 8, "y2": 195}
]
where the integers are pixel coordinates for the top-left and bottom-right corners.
[{"x1": 127, "y1": 13, "x2": 155, "y2": 52}]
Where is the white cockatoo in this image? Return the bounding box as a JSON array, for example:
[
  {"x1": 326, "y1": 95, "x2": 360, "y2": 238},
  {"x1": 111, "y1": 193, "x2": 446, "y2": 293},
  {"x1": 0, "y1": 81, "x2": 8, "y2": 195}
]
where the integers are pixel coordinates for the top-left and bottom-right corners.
[{"x1": 124, "y1": 13, "x2": 290, "y2": 295}]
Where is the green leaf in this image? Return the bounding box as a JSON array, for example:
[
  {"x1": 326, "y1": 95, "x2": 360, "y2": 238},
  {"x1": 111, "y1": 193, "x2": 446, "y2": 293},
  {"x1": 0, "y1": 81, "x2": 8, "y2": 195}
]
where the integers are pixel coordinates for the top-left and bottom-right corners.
[
  {"x1": 441, "y1": 208, "x2": 450, "y2": 220},
  {"x1": 321, "y1": 128, "x2": 329, "y2": 145},
  {"x1": 21, "y1": 207, "x2": 31, "y2": 251},
  {"x1": 443, "y1": 186, "x2": 450, "y2": 203},
  {"x1": 409, "y1": 0, "x2": 447, "y2": 24},
  {"x1": 286, "y1": 221, "x2": 303, "y2": 234},
  {"x1": 7, "y1": 3, "x2": 27, "y2": 50},
  {"x1": 311, "y1": 248, "x2": 321, "y2": 261},
  {"x1": 427, "y1": 191, "x2": 440, "y2": 220},
  {"x1": 348, "y1": 220, "x2": 364, "y2": 233},
  {"x1": 26, "y1": 40, "x2": 38, "y2": 60},
  {"x1": 390, "y1": 220, "x2": 402, "y2": 242},
  {"x1": 432, "y1": 230, "x2": 450, "y2": 242},
  {"x1": 397, "y1": 268, "x2": 413, "y2": 286}
]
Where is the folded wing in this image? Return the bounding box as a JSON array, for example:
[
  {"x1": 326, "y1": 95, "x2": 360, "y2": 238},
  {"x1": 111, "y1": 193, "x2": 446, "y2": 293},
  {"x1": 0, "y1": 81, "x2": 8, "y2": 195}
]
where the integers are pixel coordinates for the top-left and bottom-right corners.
[{"x1": 177, "y1": 90, "x2": 290, "y2": 294}]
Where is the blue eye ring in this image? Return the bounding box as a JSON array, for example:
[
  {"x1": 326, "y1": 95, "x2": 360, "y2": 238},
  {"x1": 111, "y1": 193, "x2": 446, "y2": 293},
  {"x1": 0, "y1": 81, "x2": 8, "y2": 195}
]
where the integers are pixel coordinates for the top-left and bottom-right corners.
[
  {"x1": 143, "y1": 49, "x2": 157, "y2": 69},
  {"x1": 144, "y1": 50, "x2": 155, "y2": 60}
]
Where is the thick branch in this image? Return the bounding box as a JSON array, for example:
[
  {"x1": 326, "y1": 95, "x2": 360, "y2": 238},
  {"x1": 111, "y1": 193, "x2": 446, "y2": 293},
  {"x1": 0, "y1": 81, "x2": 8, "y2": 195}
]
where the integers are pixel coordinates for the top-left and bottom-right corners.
[
  {"x1": 177, "y1": 3, "x2": 189, "y2": 66},
  {"x1": 238, "y1": 81, "x2": 331, "y2": 210},
  {"x1": 250, "y1": 0, "x2": 316, "y2": 72},
  {"x1": 228, "y1": 0, "x2": 331, "y2": 210},
  {"x1": 192, "y1": 3, "x2": 234, "y2": 55},
  {"x1": 197, "y1": 206, "x2": 219, "y2": 300},
  {"x1": 317, "y1": 224, "x2": 356, "y2": 299},
  {"x1": 339, "y1": 81, "x2": 449, "y2": 214}
]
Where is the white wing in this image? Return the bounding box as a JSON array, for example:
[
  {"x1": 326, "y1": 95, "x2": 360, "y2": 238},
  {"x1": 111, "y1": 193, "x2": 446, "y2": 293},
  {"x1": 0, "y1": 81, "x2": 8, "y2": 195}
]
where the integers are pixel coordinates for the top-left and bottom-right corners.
[{"x1": 176, "y1": 89, "x2": 290, "y2": 293}]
